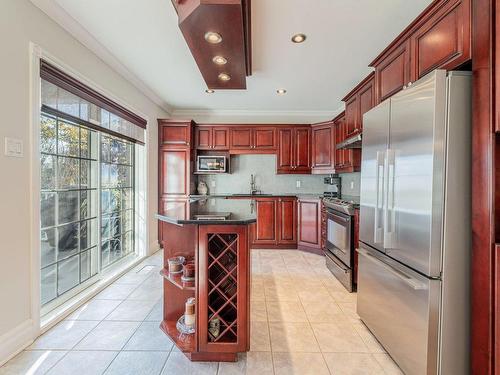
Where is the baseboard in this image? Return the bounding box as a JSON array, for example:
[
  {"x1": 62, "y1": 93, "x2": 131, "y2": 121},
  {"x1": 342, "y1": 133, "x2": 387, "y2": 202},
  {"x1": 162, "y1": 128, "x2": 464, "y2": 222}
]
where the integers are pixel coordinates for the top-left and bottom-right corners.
[{"x1": 0, "y1": 319, "x2": 35, "y2": 367}]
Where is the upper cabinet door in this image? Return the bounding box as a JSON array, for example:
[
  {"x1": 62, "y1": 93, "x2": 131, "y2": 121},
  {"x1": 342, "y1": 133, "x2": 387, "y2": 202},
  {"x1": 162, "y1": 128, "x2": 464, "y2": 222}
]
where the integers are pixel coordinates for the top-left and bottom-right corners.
[
  {"x1": 334, "y1": 117, "x2": 345, "y2": 170},
  {"x1": 160, "y1": 148, "x2": 190, "y2": 196},
  {"x1": 212, "y1": 127, "x2": 229, "y2": 149},
  {"x1": 253, "y1": 127, "x2": 276, "y2": 150},
  {"x1": 345, "y1": 96, "x2": 359, "y2": 137},
  {"x1": 410, "y1": 0, "x2": 471, "y2": 80},
  {"x1": 230, "y1": 128, "x2": 253, "y2": 149},
  {"x1": 374, "y1": 41, "x2": 411, "y2": 103},
  {"x1": 277, "y1": 128, "x2": 294, "y2": 173},
  {"x1": 195, "y1": 127, "x2": 212, "y2": 150},
  {"x1": 311, "y1": 123, "x2": 334, "y2": 174},
  {"x1": 358, "y1": 79, "x2": 375, "y2": 130},
  {"x1": 294, "y1": 127, "x2": 311, "y2": 172},
  {"x1": 159, "y1": 121, "x2": 193, "y2": 148}
]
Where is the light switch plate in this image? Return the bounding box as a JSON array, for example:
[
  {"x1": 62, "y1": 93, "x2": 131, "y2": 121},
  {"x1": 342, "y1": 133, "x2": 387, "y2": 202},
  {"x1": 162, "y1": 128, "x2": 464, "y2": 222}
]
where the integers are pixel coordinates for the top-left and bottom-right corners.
[
  {"x1": 210, "y1": 180, "x2": 216, "y2": 188},
  {"x1": 350, "y1": 181, "x2": 354, "y2": 189},
  {"x1": 4, "y1": 137, "x2": 23, "y2": 157}
]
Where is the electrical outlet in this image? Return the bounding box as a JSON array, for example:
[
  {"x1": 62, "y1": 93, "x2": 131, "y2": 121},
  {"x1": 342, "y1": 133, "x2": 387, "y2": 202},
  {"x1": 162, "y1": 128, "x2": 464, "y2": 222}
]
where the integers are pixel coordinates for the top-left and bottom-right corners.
[
  {"x1": 211, "y1": 180, "x2": 216, "y2": 188},
  {"x1": 350, "y1": 181, "x2": 354, "y2": 189},
  {"x1": 296, "y1": 180, "x2": 301, "y2": 188}
]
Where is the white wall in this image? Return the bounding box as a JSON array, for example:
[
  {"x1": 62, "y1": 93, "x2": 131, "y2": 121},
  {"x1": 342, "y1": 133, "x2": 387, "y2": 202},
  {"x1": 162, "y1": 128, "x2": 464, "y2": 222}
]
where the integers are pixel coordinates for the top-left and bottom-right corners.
[{"x1": 0, "y1": 0, "x2": 168, "y2": 359}]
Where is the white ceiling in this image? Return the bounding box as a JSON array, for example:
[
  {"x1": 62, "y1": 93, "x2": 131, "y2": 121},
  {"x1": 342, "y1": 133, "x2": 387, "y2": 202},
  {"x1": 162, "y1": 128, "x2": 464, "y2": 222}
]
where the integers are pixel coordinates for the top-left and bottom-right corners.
[{"x1": 36, "y1": 0, "x2": 432, "y2": 120}]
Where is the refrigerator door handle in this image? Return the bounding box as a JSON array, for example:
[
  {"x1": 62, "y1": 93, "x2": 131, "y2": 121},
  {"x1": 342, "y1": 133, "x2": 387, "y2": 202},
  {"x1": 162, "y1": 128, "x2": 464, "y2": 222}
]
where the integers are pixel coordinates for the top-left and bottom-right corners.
[
  {"x1": 384, "y1": 149, "x2": 396, "y2": 249},
  {"x1": 373, "y1": 151, "x2": 385, "y2": 243},
  {"x1": 357, "y1": 248, "x2": 427, "y2": 290}
]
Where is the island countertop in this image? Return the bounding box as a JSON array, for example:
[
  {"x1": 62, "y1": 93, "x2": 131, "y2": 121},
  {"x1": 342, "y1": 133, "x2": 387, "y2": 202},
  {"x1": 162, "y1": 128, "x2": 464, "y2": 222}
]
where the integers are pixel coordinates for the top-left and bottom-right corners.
[{"x1": 156, "y1": 196, "x2": 257, "y2": 225}]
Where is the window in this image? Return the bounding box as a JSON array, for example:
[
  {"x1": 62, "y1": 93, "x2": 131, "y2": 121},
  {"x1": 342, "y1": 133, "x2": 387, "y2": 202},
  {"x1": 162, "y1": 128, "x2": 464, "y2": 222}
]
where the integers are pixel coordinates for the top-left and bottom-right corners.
[
  {"x1": 100, "y1": 135, "x2": 135, "y2": 268},
  {"x1": 39, "y1": 61, "x2": 145, "y2": 312},
  {"x1": 40, "y1": 114, "x2": 99, "y2": 305}
]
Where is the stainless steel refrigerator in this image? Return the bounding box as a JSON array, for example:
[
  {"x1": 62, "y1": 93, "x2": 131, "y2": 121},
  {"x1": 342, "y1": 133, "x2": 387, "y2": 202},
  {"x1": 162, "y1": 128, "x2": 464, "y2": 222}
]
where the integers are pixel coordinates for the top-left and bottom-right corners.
[{"x1": 357, "y1": 70, "x2": 471, "y2": 375}]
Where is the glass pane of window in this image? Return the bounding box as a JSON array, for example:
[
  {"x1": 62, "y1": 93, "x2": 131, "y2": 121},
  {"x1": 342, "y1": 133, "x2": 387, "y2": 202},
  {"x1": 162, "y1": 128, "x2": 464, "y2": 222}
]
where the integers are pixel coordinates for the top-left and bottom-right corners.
[
  {"x1": 80, "y1": 218, "x2": 97, "y2": 250},
  {"x1": 41, "y1": 155, "x2": 56, "y2": 190},
  {"x1": 80, "y1": 249, "x2": 91, "y2": 282},
  {"x1": 41, "y1": 265, "x2": 57, "y2": 305},
  {"x1": 57, "y1": 89, "x2": 80, "y2": 118},
  {"x1": 123, "y1": 210, "x2": 133, "y2": 233},
  {"x1": 41, "y1": 193, "x2": 56, "y2": 228},
  {"x1": 58, "y1": 122, "x2": 80, "y2": 156},
  {"x1": 58, "y1": 191, "x2": 79, "y2": 224},
  {"x1": 40, "y1": 116, "x2": 56, "y2": 154},
  {"x1": 118, "y1": 165, "x2": 131, "y2": 187},
  {"x1": 122, "y1": 188, "x2": 133, "y2": 210},
  {"x1": 41, "y1": 80, "x2": 58, "y2": 108},
  {"x1": 57, "y1": 255, "x2": 80, "y2": 294},
  {"x1": 41, "y1": 228, "x2": 56, "y2": 267},
  {"x1": 57, "y1": 223, "x2": 79, "y2": 259},
  {"x1": 58, "y1": 157, "x2": 79, "y2": 189},
  {"x1": 81, "y1": 190, "x2": 97, "y2": 220}
]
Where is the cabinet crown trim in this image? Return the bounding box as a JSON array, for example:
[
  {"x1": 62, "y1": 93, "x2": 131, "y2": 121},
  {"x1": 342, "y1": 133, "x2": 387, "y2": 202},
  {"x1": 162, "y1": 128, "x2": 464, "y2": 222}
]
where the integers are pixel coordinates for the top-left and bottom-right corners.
[{"x1": 341, "y1": 72, "x2": 375, "y2": 102}]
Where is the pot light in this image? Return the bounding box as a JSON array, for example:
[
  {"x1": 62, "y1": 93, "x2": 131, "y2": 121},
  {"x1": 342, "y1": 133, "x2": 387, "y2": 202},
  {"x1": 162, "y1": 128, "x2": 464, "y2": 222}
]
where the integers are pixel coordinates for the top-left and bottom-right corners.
[
  {"x1": 212, "y1": 56, "x2": 228, "y2": 65},
  {"x1": 205, "y1": 89, "x2": 215, "y2": 94},
  {"x1": 291, "y1": 33, "x2": 307, "y2": 43},
  {"x1": 205, "y1": 31, "x2": 222, "y2": 44},
  {"x1": 277, "y1": 89, "x2": 287, "y2": 95},
  {"x1": 218, "y1": 73, "x2": 231, "y2": 82}
]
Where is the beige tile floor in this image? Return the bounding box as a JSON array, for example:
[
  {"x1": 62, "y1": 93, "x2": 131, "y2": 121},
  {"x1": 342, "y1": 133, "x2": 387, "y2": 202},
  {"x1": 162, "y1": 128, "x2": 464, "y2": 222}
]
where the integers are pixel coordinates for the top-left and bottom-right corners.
[{"x1": 0, "y1": 249, "x2": 403, "y2": 374}]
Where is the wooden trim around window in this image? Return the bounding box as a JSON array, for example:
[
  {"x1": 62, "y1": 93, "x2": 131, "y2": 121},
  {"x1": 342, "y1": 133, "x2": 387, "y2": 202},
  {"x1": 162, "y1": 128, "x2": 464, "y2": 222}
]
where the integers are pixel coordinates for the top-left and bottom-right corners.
[{"x1": 40, "y1": 60, "x2": 147, "y2": 129}]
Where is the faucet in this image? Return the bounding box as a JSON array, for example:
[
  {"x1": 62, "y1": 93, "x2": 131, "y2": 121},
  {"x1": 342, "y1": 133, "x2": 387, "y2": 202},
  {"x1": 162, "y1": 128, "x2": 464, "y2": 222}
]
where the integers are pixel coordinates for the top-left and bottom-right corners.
[{"x1": 250, "y1": 174, "x2": 261, "y2": 195}]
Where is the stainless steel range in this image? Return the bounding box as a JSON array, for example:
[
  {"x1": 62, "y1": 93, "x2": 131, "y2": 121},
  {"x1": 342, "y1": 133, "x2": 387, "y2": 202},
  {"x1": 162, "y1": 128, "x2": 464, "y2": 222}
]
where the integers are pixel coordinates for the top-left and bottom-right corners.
[{"x1": 322, "y1": 197, "x2": 357, "y2": 292}]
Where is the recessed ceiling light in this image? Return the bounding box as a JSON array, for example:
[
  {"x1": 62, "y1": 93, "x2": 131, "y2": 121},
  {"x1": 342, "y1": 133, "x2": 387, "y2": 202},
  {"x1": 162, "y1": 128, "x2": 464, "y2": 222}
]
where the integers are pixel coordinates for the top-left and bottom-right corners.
[
  {"x1": 212, "y1": 56, "x2": 228, "y2": 65},
  {"x1": 291, "y1": 33, "x2": 306, "y2": 43},
  {"x1": 277, "y1": 89, "x2": 287, "y2": 95},
  {"x1": 205, "y1": 89, "x2": 215, "y2": 94},
  {"x1": 218, "y1": 73, "x2": 231, "y2": 81},
  {"x1": 205, "y1": 31, "x2": 222, "y2": 44}
]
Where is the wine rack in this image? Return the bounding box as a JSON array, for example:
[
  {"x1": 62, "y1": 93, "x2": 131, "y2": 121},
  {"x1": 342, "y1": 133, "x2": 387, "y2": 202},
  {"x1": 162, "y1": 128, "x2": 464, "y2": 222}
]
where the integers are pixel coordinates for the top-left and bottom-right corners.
[{"x1": 207, "y1": 233, "x2": 238, "y2": 343}]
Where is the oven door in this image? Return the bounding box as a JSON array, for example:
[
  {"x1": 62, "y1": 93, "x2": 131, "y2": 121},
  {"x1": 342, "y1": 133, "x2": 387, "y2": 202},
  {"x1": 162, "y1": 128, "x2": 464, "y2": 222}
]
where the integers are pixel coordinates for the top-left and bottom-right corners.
[{"x1": 326, "y1": 209, "x2": 352, "y2": 267}]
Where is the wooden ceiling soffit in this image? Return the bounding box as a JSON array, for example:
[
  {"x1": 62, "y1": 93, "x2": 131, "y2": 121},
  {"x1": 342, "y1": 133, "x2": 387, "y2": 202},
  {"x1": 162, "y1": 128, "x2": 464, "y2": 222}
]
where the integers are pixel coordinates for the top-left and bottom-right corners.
[{"x1": 171, "y1": 0, "x2": 252, "y2": 90}]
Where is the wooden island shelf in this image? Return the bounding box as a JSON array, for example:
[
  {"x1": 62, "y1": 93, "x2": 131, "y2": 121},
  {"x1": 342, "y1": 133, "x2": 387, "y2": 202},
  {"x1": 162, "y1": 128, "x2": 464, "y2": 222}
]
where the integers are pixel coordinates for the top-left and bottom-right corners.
[{"x1": 156, "y1": 197, "x2": 254, "y2": 362}]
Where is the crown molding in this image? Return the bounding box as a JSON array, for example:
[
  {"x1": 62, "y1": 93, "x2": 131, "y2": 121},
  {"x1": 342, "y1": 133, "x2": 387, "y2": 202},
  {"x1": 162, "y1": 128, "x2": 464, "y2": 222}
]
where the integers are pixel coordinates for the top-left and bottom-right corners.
[
  {"x1": 170, "y1": 107, "x2": 344, "y2": 123},
  {"x1": 29, "y1": 0, "x2": 173, "y2": 116}
]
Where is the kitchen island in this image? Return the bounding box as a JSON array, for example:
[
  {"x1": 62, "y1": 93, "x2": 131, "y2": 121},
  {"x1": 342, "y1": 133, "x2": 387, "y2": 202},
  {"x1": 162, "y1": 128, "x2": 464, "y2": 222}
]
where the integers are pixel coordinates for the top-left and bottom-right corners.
[{"x1": 156, "y1": 197, "x2": 255, "y2": 362}]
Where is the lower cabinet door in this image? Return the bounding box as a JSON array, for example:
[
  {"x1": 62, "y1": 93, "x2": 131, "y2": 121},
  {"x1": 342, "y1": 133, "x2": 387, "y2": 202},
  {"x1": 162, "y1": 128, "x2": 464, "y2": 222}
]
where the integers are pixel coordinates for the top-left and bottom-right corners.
[
  {"x1": 198, "y1": 225, "x2": 249, "y2": 353},
  {"x1": 278, "y1": 198, "x2": 297, "y2": 245},
  {"x1": 253, "y1": 199, "x2": 278, "y2": 245}
]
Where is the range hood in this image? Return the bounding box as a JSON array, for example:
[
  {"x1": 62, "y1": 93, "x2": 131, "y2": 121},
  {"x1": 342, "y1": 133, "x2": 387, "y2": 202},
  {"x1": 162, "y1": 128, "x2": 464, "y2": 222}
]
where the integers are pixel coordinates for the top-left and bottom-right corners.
[{"x1": 336, "y1": 133, "x2": 362, "y2": 149}]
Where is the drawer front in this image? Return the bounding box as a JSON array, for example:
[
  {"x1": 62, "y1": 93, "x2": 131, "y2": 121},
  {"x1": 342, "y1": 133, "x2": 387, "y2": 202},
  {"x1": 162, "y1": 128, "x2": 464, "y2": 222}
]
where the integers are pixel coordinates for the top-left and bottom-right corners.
[{"x1": 357, "y1": 245, "x2": 440, "y2": 375}]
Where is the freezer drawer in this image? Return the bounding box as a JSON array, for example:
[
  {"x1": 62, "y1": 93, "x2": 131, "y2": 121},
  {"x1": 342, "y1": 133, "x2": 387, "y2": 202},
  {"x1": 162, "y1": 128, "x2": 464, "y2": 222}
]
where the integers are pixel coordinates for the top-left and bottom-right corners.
[{"x1": 357, "y1": 244, "x2": 441, "y2": 375}]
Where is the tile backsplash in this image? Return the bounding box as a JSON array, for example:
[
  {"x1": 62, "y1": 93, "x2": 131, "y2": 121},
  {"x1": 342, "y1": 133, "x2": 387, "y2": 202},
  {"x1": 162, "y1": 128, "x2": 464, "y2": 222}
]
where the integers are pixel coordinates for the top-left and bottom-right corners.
[{"x1": 195, "y1": 154, "x2": 361, "y2": 197}]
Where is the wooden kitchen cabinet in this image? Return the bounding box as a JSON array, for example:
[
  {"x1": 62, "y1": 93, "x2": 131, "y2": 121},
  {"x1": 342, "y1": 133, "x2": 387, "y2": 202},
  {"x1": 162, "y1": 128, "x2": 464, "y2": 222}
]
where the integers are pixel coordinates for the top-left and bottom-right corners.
[
  {"x1": 277, "y1": 127, "x2": 311, "y2": 174},
  {"x1": 278, "y1": 198, "x2": 297, "y2": 245},
  {"x1": 333, "y1": 112, "x2": 361, "y2": 173},
  {"x1": 253, "y1": 198, "x2": 278, "y2": 245},
  {"x1": 343, "y1": 73, "x2": 375, "y2": 138},
  {"x1": 195, "y1": 126, "x2": 229, "y2": 150},
  {"x1": 252, "y1": 197, "x2": 297, "y2": 248},
  {"x1": 409, "y1": 0, "x2": 471, "y2": 81},
  {"x1": 372, "y1": 41, "x2": 411, "y2": 103},
  {"x1": 158, "y1": 120, "x2": 194, "y2": 148},
  {"x1": 229, "y1": 126, "x2": 276, "y2": 153},
  {"x1": 311, "y1": 121, "x2": 335, "y2": 174},
  {"x1": 297, "y1": 198, "x2": 322, "y2": 252},
  {"x1": 158, "y1": 119, "x2": 195, "y2": 246},
  {"x1": 370, "y1": 0, "x2": 471, "y2": 104}
]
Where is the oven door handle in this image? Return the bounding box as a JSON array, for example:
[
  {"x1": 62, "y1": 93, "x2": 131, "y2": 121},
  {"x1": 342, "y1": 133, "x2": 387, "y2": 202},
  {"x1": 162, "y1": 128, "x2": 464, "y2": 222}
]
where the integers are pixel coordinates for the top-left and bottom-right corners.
[{"x1": 374, "y1": 150, "x2": 385, "y2": 243}]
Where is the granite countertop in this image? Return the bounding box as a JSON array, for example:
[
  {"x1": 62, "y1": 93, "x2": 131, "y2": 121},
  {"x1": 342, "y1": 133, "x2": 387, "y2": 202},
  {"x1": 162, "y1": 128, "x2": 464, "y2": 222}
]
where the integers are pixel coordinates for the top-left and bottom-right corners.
[
  {"x1": 156, "y1": 197, "x2": 257, "y2": 225},
  {"x1": 189, "y1": 193, "x2": 325, "y2": 199}
]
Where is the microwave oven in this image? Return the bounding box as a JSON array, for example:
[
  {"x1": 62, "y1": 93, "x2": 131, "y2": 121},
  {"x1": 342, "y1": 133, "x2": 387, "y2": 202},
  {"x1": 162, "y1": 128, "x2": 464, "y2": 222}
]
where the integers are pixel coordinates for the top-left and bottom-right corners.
[{"x1": 196, "y1": 155, "x2": 228, "y2": 173}]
